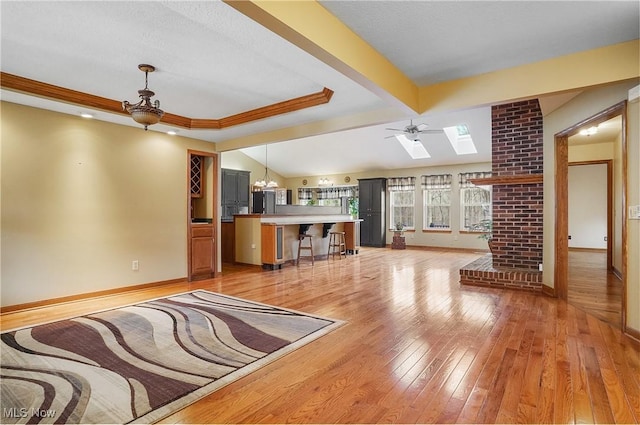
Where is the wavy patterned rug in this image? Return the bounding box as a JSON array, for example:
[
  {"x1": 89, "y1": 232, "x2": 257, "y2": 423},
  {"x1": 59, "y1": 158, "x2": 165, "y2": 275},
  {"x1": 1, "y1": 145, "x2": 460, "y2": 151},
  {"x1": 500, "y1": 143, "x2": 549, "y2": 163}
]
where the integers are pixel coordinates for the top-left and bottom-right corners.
[{"x1": 1, "y1": 290, "x2": 342, "y2": 424}]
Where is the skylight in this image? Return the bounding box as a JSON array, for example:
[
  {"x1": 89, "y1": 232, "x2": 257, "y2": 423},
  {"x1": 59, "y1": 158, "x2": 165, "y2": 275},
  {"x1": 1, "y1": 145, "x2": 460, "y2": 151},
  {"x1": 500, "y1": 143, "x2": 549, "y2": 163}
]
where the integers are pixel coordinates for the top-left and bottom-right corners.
[
  {"x1": 395, "y1": 134, "x2": 430, "y2": 159},
  {"x1": 444, "y1": 124, "x2": 477, "y2": 155}
]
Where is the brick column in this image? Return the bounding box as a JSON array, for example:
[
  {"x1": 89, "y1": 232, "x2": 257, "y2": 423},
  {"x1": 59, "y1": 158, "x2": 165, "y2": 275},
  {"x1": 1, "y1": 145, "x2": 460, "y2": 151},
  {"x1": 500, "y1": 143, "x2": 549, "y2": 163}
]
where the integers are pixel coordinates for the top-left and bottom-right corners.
[{"x1": 491, "y1": 99, "x2": 544, "y2": 271}]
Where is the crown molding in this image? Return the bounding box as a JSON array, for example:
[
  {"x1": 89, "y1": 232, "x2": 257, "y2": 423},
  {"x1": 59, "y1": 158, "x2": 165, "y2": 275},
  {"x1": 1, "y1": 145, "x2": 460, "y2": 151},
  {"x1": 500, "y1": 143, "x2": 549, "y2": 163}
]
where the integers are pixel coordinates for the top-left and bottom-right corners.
[{"x1": 0, "y1": 72, "x2": 333, "y2": 130}]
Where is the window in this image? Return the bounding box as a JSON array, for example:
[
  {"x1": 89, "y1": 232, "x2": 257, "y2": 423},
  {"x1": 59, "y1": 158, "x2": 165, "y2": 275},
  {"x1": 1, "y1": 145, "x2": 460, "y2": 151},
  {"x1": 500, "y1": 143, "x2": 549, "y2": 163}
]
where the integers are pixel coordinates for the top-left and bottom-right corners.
[
  {"x1": 422, "y1": 174, "x2": 452, "y2": 230},
  {"x1": 316, "y1": 186, "x2": 357, "y2": 207},
  {"x1": 388, "y1": 177, "x2": 415, "y2": 229},
  {"x1": 459, "y1": 172, "x2": 492, "y2": 231},
  {"x1": 297, "y1": 188, "x2": 313, "y2": 205}
]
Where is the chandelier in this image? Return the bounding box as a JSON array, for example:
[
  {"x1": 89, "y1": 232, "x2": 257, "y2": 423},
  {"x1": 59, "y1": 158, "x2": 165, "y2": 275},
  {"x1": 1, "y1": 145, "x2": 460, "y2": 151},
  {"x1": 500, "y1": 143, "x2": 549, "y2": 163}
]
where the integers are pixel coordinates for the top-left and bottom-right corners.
[
  {"x1": 122, "y1": 64, "x2": 164, "y2": 130},
  {"x1": 254, "y1": 145, "x2": 278, "y2": 188}
]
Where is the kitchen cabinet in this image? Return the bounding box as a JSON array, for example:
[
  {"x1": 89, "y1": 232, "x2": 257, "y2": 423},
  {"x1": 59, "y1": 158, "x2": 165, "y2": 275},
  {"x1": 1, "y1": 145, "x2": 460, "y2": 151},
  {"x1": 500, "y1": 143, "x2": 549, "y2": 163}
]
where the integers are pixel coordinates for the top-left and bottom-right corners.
[
  {"x1": 358, "y1": 178, "x2": 386, "y2": 247},
  {"x1": 221, "y1": 169, "x2": 250, "y2": 221},
  {"x1": 191, "y1": 225, "x2": 215, "y2": 279}
]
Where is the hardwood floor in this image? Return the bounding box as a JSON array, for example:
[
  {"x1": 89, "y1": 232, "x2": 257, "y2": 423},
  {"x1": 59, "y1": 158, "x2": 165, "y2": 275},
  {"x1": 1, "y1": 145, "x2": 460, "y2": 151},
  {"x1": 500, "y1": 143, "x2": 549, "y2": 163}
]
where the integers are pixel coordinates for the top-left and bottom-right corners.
[
  {"x1": 2, "y1": 248, "x2": 638, "y2": 424},
  {"x1": 568, "y1": 249, "x2": 623, "y2": 328}
]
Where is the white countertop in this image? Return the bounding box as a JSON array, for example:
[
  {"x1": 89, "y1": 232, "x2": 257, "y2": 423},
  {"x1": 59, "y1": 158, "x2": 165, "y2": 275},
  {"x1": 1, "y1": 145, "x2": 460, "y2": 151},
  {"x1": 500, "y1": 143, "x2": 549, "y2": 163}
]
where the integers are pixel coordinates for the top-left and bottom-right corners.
[{"x1": 259, "y1": 214, "x2": 360, "y2": 225}]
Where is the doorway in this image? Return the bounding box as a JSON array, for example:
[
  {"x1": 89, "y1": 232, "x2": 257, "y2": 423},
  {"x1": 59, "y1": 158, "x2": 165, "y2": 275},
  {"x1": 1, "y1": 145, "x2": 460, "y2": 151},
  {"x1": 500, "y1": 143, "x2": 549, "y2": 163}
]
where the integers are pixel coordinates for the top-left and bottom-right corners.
[
  {"x1": 554, "y1": 101, "x2": 627, "y2": 330},
  {"x1": 567, "y1": 161, "x2": 622, "y2": 326},
  {"x1": 187, "y1": 150, "x2": 219, "y2": 281}
]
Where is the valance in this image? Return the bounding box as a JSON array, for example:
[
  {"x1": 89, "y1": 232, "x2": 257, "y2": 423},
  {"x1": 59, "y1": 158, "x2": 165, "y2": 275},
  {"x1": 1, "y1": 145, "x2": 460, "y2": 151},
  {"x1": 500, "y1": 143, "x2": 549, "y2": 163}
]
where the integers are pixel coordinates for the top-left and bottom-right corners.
[
  {"x1": 458, "y1": 172, "x2": 492, "y2": 188},
  {"x1": 421, "y1": 174, "x2": 452, "y2": 189},
  {"x1": 316, "y1": 186, "x2": 357, "y2": 200},
  {"x1": 387, "y1": 176, "x2": 415, "y2": 191},
  {"x1": 298, "y1": 188, "x2": 314, "y2": 200}
]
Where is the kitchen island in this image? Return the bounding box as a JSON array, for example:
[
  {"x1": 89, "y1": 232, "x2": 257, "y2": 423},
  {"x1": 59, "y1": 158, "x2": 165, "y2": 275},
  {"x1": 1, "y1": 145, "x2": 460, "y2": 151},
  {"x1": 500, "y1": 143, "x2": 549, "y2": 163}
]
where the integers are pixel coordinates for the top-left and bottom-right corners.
[{"x1": 234, "y1": 214, "x2": 360, "y2": 268}]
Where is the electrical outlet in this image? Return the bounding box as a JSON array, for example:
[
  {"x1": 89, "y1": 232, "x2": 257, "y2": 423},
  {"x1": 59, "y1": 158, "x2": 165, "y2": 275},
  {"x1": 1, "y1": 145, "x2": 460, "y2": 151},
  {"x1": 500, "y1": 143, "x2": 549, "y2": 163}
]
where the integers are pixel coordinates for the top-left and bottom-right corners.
[
  {"x1": 568, "y1": 235, "x2": 572, "y2": 240},
  {"x1": 251, "y1": 244, "x2": 256, "y2": 249},
  {"x1": 538, "y1": 263, "x2": 543, "y2": 272},
  {"x1": 132, "y1": 260, "x2": 139, "y2": 271}
]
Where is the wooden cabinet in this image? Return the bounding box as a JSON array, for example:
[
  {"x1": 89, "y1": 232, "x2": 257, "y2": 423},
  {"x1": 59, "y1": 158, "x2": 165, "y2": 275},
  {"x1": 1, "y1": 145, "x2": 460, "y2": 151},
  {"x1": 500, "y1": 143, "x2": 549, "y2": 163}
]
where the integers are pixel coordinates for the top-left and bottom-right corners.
[
  {"x1": 343, "y1": 221, "x2": 360, "y2": 254},
  {"x1": 261, "y1": 224, "x2": 284, "y2": 269},
  {"x1": 191, "y1": 225, "x2": 214, "y2": 278},
  {"x1": 358, "y1": 178, "x2": 386, "y2": 247},
  {"x1": 222, "y1": 169, "x2": 250, "y2": 221},
  {"x1": 221, "y1": 221, "x2": 235, "y2": 263}
]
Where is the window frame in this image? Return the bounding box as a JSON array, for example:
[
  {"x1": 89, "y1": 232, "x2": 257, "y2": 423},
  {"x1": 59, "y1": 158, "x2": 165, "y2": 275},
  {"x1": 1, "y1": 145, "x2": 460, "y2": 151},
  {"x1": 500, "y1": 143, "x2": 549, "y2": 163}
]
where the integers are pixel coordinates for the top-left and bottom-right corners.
[
  {"x1": 423, "y1": 187, "x2": 452, "y2": 230},
  {"x1": 459, "y1": 185, "x2": 492, "y2": 232},
  {"x1": 421, "y1": 174, "x2": 453, "y2": 231},
  {"x1": 387, "y1": 177, "x2": 416, "y2": 231},
  {"x1": 389, "y1": 189, "x2": 415, "y2": 230}
]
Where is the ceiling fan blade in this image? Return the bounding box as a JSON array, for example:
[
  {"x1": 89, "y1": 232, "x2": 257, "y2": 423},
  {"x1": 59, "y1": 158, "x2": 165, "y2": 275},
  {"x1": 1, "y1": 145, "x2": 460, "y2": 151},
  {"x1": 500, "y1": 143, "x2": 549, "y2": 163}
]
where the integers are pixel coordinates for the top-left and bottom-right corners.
[
  {"x1": 416, "y1": 123, "x2": 429, "y2": 131},
  {"x1": 385, "y1": 127, "x2": 405, "y2": 132},
  {"x1": 418, "y1": 129, "x2": 444, "y2": 134}
]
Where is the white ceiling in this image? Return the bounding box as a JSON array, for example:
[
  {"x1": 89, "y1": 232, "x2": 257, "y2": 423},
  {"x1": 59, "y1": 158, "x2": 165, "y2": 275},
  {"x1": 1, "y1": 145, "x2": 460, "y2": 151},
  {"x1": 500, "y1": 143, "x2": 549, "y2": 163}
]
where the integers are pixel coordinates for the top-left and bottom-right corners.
[{"x1": 1, "y1": 1, "x2": 637, "y2": 177}]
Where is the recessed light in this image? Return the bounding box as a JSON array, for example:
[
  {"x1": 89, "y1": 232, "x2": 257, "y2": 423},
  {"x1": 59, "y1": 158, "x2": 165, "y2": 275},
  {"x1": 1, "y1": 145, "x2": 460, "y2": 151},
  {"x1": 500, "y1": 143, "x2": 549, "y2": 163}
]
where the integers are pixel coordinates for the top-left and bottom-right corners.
[
  {"x1": 80, "y1": 113, "x2": 93, "y2": 119},
  {"x1": 579, "y1": 126, "x2": 598, "y2": 136},
  {"x1": 167, "y1": 130, "x2": 177, "y2": 136}
]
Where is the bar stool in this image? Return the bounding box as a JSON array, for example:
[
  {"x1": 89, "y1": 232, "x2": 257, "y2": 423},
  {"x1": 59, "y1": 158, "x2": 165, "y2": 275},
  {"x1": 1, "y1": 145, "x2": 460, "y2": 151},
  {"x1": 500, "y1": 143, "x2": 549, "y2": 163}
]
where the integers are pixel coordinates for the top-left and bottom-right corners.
[
  {"x1": 296, "y1": 234, "x2": 314, "y2": 265},
  {"x1": 328, "y1": 231, "x2": 347, "y2": 260}
]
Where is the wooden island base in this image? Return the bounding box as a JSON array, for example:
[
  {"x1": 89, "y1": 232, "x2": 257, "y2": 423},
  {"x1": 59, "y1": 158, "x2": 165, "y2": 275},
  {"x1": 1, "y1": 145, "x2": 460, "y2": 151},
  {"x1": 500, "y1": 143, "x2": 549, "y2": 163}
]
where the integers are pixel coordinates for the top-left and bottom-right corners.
[{"x1": 234, "y1": 214, "x2": 361, "y2": 268}]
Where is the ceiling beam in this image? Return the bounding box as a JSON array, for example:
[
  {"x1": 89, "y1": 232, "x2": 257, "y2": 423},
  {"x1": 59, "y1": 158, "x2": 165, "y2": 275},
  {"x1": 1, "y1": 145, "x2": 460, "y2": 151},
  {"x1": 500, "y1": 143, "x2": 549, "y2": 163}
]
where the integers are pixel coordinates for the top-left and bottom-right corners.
[
  {"x1": 419, "y1": 39, "x2": 640, "y2": 114},
  {"x1": 225, "y1": 0, "x2": 419, "y2": 115},
  {"x1": 215, "y1": 106, "x2": 408, "y2": 152}
]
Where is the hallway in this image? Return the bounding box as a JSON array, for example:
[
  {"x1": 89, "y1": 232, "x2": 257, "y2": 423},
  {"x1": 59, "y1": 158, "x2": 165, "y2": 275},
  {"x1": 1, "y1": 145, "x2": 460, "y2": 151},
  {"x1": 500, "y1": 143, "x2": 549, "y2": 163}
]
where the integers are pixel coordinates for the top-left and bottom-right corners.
[{"x1": 568, "y1": 249, "x2": 623, "y2": 328}]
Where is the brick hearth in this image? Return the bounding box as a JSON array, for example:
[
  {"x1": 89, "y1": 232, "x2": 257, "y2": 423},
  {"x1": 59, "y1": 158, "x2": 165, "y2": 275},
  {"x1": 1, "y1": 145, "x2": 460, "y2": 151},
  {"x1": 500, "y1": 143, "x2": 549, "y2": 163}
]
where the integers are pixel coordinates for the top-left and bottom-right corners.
[{"x1": 459, "y1": 254, "x2": 542, "y2": 292}]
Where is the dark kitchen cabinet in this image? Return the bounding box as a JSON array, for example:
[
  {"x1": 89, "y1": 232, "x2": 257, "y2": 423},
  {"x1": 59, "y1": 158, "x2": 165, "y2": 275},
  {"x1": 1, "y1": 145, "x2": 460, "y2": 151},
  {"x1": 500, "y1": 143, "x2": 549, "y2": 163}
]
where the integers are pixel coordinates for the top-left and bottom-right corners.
[
  {"x1": 358, "y1": 178, "x2": 386, "y2": 247},
  {"x1": 221, "y1": 169, "x2": 250, "y2": 221}
]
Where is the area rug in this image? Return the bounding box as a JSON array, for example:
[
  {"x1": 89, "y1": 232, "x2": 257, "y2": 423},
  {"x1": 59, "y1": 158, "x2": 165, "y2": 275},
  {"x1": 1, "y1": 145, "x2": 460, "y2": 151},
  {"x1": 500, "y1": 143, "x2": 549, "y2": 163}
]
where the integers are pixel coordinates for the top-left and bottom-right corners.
[{"x1": 1, "y1": 290, "x2": 343, "y2": 424}]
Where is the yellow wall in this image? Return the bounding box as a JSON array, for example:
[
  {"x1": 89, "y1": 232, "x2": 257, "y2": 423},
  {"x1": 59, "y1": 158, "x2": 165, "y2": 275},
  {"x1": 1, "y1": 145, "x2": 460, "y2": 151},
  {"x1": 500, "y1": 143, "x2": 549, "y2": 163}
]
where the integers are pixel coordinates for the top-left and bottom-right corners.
[
  {"x1": 220, "y1": 149, "x2": 285, "y2": 187},
  {"x1": 543, "y1": 80, "x2": 640, "y2": 334},
  {"x1": 568, "y1": 141, "x2": 614, "y2": 162},
  {"x1": 1, "y1": 102, "x2": 217, "y2": 307}
]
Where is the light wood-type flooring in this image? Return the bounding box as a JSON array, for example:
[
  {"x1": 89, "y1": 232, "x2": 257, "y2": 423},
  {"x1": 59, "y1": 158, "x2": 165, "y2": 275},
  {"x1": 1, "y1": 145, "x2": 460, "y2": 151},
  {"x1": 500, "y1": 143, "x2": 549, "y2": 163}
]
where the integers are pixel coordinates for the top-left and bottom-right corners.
[
  {"x1": 568, "y1": 249, "x2": 623, "y2": 328},
  {"x1": 1, "y1": 248, "x2": 638, "y2": 424}
]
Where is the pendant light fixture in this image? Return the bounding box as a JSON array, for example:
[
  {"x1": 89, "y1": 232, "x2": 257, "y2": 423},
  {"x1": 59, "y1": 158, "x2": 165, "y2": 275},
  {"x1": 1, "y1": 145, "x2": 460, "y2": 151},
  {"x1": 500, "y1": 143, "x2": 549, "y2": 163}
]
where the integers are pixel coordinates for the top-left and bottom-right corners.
[
  {"x1": 254, "y1": 144, "x2": 278, "y2": 188},
  {"x1": 122, "y1": 64, "x2": 164, "y2": 130}
]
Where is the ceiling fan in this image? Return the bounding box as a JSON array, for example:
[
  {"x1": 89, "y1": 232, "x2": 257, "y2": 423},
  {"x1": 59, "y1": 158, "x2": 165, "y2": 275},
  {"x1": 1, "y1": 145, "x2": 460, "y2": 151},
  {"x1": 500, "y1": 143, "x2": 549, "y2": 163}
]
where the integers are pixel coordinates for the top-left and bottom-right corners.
[
  {"x1": 385, "y1": 120, "x2": 444, "y2": 139},
  {"x1": 385, "y1": 120, "x2": 443, "y2": 159}
]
